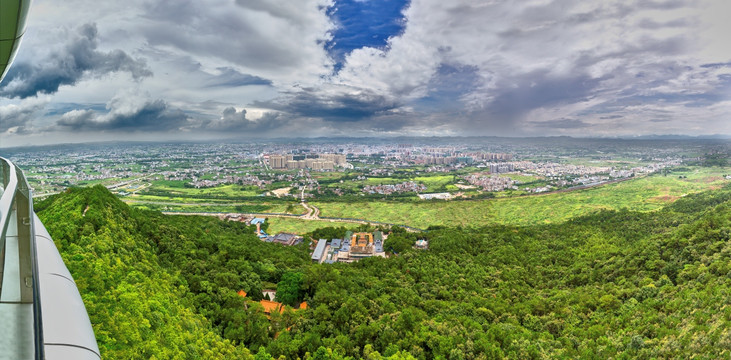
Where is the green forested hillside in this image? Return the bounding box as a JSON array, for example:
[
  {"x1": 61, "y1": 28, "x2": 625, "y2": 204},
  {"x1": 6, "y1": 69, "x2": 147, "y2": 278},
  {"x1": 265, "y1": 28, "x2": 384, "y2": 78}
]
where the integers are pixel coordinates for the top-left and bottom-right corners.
[{"x1": 36, "y1": 185, "x2": 731, "y2": 359}]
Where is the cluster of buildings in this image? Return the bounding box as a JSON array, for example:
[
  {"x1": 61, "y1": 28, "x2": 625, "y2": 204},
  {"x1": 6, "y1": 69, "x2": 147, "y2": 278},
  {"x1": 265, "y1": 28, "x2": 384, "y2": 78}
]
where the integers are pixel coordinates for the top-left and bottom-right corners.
[
  {"x1": 409, "y1": 153, "x2": 513, "y2": 166},
  {"x1": 486, "y1": 163, "x2": 515, "y2": 174},
  {"x1": 472, "y1": 153, "x2": 514, "y2": 161},
  {"x1": 609, "y1": 169, "x2": 634, "y2": 178},
  {"x1": 311, "y1": 231, "x2": 386, "y2": 264},
  {"x1": 267, "y1": 153, "x2": 347, "y2": 171},
  {"x1": 262, "y1": 233, "x2": 303, "y2": 246},
  {"x1": 462, "y1": 174, "x2": 516, "y2": 191},
  {"x1": 417, "y1": 192, "x2": 453, "y2": 200},
  {"x1": 514, "y1": 162, "x2": 612, "y2": 177},
  {"x1": 362, "y1": 181, "x2": 427, "y2": 195},
  {"x1": 222, "y1": 216, "x2": 304, "y2": 246},
  {"x1": 249, "y1": 218, "x2": 303, "y2": 245},
  {"x1": 412, "y1": 156, "x2": 462, "y2": 165}
]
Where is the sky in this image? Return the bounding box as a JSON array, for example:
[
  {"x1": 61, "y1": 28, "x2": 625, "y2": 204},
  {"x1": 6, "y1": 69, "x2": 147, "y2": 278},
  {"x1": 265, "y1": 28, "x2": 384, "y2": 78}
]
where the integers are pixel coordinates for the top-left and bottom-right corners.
[{"x1": 0, "y1": 0, "x2": 730, "y2": 147}]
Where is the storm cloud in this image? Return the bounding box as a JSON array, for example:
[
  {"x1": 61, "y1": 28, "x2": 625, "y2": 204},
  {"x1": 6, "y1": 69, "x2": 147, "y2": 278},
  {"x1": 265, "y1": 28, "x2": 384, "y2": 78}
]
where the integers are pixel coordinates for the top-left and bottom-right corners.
[
  {"x1": 56, "y1": 97, "x2": 190, "y2": 132},
  {"x1": 0, "y1": 23, "x2": 151, "y2": 99},
  {"x1": 0, "y1": 98, "x2": 47, "y2": 133},
  {"x1": 257, "y1": 86, "x2": 401, "y2": 122},
  {"x1": 203, "y1": 107, "x2": 288, "y2": 132},
  {"x1": 530, "y1": 118, "x2": 591, "y2": 129},
  {"x1": 1, "y1": 0, "x2": 729, "y2": 145}
]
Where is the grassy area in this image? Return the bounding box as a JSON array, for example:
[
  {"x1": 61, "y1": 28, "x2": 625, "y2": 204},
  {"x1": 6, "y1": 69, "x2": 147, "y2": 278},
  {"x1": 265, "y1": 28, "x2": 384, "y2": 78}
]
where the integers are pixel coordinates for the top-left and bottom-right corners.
[
  {"x1": 412, "y1": 175, "x2": 456, "y2": 192},
  {"x1": 128, "y1": 166, "x2": 729, "y2": 230},
  {"x1": 496, "y1": 172, "x2": 543, "y2": 183},
  {"x1": 125, "y1": 201, "x2": 300, "y2": 214},
  {"x1": 144, "y1": 181, "x2": 262, "y2": 197},
  {"x1": 125, "y1": 193, "x2": 274, "y2": 204},
  {"x1": 265, "y1": 217, "x2": 359, "y2": 234},
  {"x1": 314, "y1": 167, "x2": 730, "y2": 228},
  {"x1": 314, "y1": 200, "x2": 487, "y2": 229},
  {"x1": 327, "y1": 174, "x2": 457, "y2": 193}
]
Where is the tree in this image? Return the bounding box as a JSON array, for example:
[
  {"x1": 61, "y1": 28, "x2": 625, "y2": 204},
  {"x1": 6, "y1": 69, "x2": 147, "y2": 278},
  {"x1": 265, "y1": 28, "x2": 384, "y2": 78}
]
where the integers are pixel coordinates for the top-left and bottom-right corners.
[{"x1": 277, "y1": 272, "x2": 304, "y2": 307}]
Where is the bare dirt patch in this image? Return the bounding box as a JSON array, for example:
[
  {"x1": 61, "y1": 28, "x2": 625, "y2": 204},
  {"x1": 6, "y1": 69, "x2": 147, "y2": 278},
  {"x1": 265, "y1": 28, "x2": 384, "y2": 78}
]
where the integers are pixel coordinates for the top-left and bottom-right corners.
[
  {"x1": 455, "y1": 183, "x2": 476, "y2": 189},
  {"x1": 271, "y1": 187, "x2": 292, "y2": 197},
  {"x1": 693, "y1": 176, "x2": 723, "y2": 183},
  {"x1": 649, "y1": 195, "x2": 680, "y2": 203}
]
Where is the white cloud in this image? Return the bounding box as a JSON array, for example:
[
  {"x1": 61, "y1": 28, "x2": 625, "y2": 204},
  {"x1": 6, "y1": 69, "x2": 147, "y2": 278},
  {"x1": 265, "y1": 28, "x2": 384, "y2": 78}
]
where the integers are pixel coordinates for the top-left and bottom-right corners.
[
  {"x1": 1, "y1": 0, "x2": 729, "y2": 143},
  {"x1": 0, "y1": 97, "x2": 48, "y2": 133}
]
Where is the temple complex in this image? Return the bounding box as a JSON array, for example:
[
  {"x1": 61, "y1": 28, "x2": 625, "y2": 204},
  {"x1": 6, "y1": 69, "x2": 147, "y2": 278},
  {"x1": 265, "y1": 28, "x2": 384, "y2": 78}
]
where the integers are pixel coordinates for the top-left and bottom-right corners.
[{"x1": 311, "y1": 231, "x2": 386, "y2": 264}]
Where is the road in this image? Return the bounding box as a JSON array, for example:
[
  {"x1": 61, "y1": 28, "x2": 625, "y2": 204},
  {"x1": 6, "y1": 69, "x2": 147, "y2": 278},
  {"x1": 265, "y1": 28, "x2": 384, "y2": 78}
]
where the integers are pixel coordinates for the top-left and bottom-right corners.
[
  {"x1": 36, "y1": 172, "x2": 647, "y2": 233},
  {"x1": 161, "y1": 208, "x2": 424, "y2": 233},
  {"x1": 300, "y1": 202, "x2": 320, "y2": 219},
  {"x1": 157, "y1": 176, "x2": 648, "y2": 234},
  {"x1": 33, "y1": 174, "x2": 154, "y2": 198},
  {"x1": 106, "y1": 174, "x2": 154, "y2": 190},
  {"x1": 123, "y1": 199, "x2": 304, "y2": 209}
]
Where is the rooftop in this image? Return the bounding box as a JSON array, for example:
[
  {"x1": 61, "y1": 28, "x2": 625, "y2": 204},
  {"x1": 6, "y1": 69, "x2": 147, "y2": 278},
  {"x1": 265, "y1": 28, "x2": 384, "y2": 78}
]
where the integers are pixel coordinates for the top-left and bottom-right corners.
[
  {"x1": 259, "y1": 300, "x2": 284, "y2": 314},
  {"x1": 311, "y1": 239, "x2": 328, "y2": 262}
]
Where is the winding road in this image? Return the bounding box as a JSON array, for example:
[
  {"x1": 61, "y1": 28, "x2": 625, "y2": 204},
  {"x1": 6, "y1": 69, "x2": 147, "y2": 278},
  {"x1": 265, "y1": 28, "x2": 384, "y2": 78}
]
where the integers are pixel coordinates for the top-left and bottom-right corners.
[
  {"x1": 300, "y1": 202, "x2": 320, "y2": 219},
  {"x1": 160, "y1": 200, "x2": 424, "y2": 233}
]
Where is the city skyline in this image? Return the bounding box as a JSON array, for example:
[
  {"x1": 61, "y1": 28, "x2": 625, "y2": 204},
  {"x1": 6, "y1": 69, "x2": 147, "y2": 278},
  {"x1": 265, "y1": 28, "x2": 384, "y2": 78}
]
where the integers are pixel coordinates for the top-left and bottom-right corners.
[{"x1": 1, "y1": 0, "x2": 730, "y2": 147}]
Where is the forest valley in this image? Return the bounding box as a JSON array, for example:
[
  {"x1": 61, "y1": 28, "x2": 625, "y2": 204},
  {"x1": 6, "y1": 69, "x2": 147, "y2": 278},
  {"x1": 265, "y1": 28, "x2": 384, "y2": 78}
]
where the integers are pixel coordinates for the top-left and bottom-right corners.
[{"x1": 35, "y1": 184, "x2": 731, "y2": 359}]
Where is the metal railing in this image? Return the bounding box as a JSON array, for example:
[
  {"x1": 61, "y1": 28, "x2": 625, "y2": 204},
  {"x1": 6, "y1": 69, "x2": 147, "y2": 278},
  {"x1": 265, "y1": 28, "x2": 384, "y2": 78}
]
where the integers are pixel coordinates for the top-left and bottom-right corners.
[
  {"x1": 0, "y1": 157, "x2": 100, "y2": 360},
  {"x1": 0, "y1": 157, "x2": 44, "y2": 359}
]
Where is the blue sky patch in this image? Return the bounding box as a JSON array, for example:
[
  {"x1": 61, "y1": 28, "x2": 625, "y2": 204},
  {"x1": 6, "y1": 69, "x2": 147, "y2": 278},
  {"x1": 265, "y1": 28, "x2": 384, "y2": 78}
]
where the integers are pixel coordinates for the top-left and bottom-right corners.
[{"x1": 327, "y1": 0, "x2": 410, "y2": 72}]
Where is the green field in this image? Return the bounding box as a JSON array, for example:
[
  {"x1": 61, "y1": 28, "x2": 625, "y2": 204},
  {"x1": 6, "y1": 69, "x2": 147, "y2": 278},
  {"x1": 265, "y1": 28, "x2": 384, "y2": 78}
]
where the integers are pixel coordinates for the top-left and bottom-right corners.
[
  {"x1": 315, "y1": 167, "x2": 730, "y2": 228},
  {"x1": 124, "y1": 197, "x2": 303, "y2": 214},
  {"x1": 125, "y1": 167, "x2": 730, "y2": 232},
  {"x1": 324, "y1": 173, "x2": 458, "y2": 193},
  {"x1": 496, "y1": 172, "x2": 543, "y2": 183},
  {"x1": 265, "y1": 217, "x2": 360, "y2": 234},
  {"x1": 127, "y1": 203, "x2": 295, "y2": 214},
  {"x1": 144, "y1": 180, "x2": 262, "y2": 197}
]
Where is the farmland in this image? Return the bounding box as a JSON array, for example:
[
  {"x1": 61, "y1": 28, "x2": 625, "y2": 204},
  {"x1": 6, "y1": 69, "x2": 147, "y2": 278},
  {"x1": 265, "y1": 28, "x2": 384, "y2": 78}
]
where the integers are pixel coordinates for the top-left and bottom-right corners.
[
  {"x1": 265, "y1": 217, "x2": 360, "y2": 234},
  {"x1": 314, "y1": 167, "x2": 729, "y2": 228}
]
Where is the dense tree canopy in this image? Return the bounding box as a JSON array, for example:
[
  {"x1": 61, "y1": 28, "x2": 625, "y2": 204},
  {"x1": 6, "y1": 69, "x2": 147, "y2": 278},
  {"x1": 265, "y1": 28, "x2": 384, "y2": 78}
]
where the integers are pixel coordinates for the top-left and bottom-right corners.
[{"x1": 36, "y1": 184, "x2": 731, "y2": 359}]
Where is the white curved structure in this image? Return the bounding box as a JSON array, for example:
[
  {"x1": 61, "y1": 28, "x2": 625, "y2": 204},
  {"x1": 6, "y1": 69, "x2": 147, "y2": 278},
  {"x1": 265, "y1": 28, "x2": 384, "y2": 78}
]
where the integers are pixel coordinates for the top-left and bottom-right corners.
[
  {"x1": 0, "y1": 157, "x2": 100, "y2": 359},
  {"x1": 0, "y1": 0, "x2": 31, "y2": 81}
]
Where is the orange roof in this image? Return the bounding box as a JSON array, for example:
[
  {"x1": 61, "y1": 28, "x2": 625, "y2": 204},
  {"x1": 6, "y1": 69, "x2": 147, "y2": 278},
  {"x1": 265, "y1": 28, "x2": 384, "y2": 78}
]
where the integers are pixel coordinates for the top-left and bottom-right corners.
[
  {"x1": 260, "y1": 300, "x2": 284, "y2": 314},
  {"x1": 237, "y1": 290, "x2": 247, "y2": 298},
  {"x1": 299, "y1": 301, "x2": 308, "y2": 310}
]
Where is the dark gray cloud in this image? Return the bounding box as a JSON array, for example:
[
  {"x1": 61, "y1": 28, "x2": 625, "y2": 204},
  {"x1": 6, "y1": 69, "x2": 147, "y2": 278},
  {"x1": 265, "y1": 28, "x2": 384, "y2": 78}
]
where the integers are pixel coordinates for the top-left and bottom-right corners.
[
  {"x1": 415, "y1": 63, "x2": 479, "y2": 110},
  {"x1": 0, "y1": 23, "x2": 151, "y2": 99},
  {"x1": 256, "y1": 87, "x2": 400, "y2": 122},
  {"x1": 638, "y1": 17, "x2": 693, "y2": 29},
  {"x1": 204, "y1": 68, "x2": 272, "y2": 88},
  {"x1": 637, "y1": 0, "x2": 689, "y2": 10},
  {"x1": 0, "y1": 99, "x2": 46, "y2": 133},
  {"x1": 530, "y1": 118, "x2": 591, "y2": 129},
  {"x1": 581, "y1": 69, "x2": 731, "y2": 117},
  {"x1": 485, "y1": 70, "x2": 607, "y2": 123},
  {"x1": 203, "y1": 107, "x2": 288, "y2": 132},
  {"x1": 700, "y1": 62, "x2": 731, "y2": 69},
  {"x1": 56, "y1": 99, "x2": 190, "y2": 132},
  {"x1": 2, "y1": 0, "x2": 728, "y2": 143},
  {"x1": 140, "y1": 0, "x2": 332, "y2": 77}
]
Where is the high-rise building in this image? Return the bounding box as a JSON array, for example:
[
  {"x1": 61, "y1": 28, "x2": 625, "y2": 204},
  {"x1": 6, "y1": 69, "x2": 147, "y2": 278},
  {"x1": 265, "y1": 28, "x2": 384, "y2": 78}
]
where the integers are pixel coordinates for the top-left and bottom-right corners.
[
  {"x1": 269, "y1": 155, "x2": 286, "y2": 169},
  {"x1": 269, "y1": 153, "x2": 344, "y2": 170}
]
